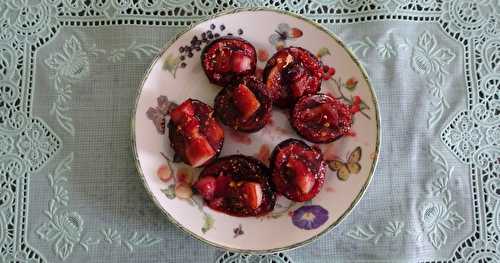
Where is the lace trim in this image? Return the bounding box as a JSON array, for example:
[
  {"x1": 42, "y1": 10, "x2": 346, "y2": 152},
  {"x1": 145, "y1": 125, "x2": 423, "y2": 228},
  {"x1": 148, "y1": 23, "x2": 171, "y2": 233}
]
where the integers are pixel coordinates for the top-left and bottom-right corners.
[{"x1": 0, "y1": 0, "x2": 498, "y2": 262}]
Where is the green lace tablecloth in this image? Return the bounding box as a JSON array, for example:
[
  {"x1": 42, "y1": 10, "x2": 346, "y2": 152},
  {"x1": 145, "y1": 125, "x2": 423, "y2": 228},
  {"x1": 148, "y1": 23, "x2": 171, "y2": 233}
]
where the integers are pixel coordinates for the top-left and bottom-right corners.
[{"x1": 0, "y1": 1, "x2": 499, "y2": 262}]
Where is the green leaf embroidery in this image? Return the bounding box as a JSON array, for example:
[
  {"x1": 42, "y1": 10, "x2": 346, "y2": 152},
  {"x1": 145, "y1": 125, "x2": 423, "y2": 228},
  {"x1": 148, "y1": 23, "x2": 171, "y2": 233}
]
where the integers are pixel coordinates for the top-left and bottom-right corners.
[
  {"x1": 38, "y1": 153, "x2": 161, "y2": 260},
  {"x1": 162, "y1": 184, "x2": 176, "y2": 199}
]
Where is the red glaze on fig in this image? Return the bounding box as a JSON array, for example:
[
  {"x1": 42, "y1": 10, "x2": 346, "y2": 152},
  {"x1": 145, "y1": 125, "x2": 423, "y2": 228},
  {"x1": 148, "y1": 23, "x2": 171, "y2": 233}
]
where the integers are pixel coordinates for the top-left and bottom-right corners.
[
  {"x1": 263, "y1": 47, "x2": 323, "y2": 108},
  {"x1": 202, "y1": 37, "x2": 257, "y2": 87},
  {"x1": 195, "y1": 155, "x2": 275, "y2": 217},
  {"x1": 168, "y1": 99, "x2": 224, "y2": 167},
  {"x1": 214, "y1": 76, "x2": 272, "y2": 133},
  {"x1": 291, "y1": 93, "x2": 352, "y2": 143},
  {"x1": 270, "y1": 139, "x2": 326, "y2": 202}
]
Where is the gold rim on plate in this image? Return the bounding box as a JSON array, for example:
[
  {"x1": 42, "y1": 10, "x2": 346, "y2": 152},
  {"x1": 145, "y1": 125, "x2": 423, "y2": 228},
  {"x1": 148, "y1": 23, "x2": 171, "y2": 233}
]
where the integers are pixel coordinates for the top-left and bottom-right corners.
[{"x1": 130, "y1": 7, "x2": 381, "y2": 254}]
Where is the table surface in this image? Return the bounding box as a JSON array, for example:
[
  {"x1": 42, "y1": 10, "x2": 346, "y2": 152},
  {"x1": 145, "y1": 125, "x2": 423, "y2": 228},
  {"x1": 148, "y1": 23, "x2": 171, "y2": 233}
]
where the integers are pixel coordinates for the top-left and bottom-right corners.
[{"x1": 0, "y1": 1, "x2": 499, "y2": 262}]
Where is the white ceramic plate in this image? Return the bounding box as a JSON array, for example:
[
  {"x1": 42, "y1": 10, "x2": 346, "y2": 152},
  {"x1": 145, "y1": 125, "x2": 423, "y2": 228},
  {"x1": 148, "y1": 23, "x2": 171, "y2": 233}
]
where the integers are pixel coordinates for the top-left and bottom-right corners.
[{"x1": 132, "y1": 8, "x2": 380, "y2": 253}]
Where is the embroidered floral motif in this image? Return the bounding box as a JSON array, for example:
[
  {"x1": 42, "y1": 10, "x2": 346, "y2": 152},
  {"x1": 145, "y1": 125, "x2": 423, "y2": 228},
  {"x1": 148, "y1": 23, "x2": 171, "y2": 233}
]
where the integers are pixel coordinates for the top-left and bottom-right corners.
[
  {"x1": 100, "y1": 229, "x2": 161, "y2": 252},
  {"x1": 0, "y1": 1, "x2": 496, "y2": 262},
  {"x1": 37, "y1": 153, "x2": 98, "y2": 260},
  {"x1": 37, "y1": 212, "x2": 85, "y2": 260},
  {"x1": 349, "y1": 32, "x2": 410, "y2": 59},
  {"x1": 345, "y1": 147, "x2": 465, "y2": 249},
  {"x1": 408, "y1": 30, "x2": 456, "y2": 129},
  {"x1": 107, "y1": 41, "x2": 160, "y2": 63},
  {"x1": 37, "y1": 153, "x2": 161, "y2": 260},
  {"x1": 426, "y1": 79, "x2": 449, "y2": 128},
  {"x1": 418, "y1": 147, "x2": 465, "y2": 249},
  {"x1": 345, "y1": 221, "x2": 405, "y2": 244},
  {"x1": 46, "y1": 36, "x2": 90, "y2": 80},
  {"x1": 46, "y1": 35, "x2": 161, "y2": 136},
  {"x1": 411, "y1": 31, "x2": 456, "y2": 81},
  {"x1": 45, "y1": 36, "x2": 91, "y2": 136},
  {"x1": 419, "y1": 200, "x2": 464, "y2": 249}
]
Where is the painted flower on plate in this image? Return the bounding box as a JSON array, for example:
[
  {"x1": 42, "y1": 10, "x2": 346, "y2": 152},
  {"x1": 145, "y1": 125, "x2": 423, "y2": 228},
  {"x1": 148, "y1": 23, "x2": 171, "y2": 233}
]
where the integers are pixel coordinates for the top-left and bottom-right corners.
[
  {"x1": 268, "y1": 23, "x2": 303, "y2": 49},
  {"x1": 292, "y1": 205, "x2": 329, "y2": 230},
  {"x1": 146, "y1": 95, "x2": 176, "y2": 134}
]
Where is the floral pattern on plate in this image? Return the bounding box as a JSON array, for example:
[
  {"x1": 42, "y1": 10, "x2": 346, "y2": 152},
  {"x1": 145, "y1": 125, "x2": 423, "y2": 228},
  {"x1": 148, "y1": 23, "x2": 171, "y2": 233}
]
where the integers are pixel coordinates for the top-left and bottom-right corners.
[{"x1": 133, "y1": 9, "x2": 379, "y2": 252}]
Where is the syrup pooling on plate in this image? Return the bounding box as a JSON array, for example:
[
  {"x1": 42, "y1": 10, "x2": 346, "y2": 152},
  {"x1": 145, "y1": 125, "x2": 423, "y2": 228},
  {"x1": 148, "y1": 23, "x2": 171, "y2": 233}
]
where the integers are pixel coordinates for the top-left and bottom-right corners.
[
  {"x1": 168, "y1": 99, "x2": 224, "y2": 167},
  {"x1": 263, "y1": 47, "x2": 323, "y2": 108},
  {"x1": 195, "y1": 155, "x2": 276, "y2": 217},
  {"x1": 201, "y1": 37, "x2": 257, "y2": 87},
  {"x1": 270, "y1": 139, "x2": 326, "y2": 202}
]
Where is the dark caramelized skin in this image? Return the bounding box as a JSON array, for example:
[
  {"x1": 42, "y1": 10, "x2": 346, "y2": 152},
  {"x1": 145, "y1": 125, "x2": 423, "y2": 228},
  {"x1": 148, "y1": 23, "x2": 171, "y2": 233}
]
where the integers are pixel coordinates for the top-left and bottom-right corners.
[
  {"x1": 263, "y1": 47, "x2": 323, "y2": 108},
  {"x1": 214, "y1": 76, "x2": 272, "y2": 132},
  {"x1": 168, "y1": 99, "x2": 224, "y2": 167},
  {"x1": 202, "y1": 37, "x2": 257, "y2": 87},
  {"x1": 270, "y1": 139, "x2": 326, "y2": 202},
  {"x1": 196, "y1": 155, "x2": 276, "y2": 217},
  {"x1": 291, "y1": 93, "x2": 352, "y2": 143}
]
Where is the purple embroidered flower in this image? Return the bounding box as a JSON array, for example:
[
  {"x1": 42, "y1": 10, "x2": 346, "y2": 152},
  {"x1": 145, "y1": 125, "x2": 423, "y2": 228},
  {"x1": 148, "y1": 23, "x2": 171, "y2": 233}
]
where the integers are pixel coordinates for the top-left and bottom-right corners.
[{"x1": 291, "y1": 205, "x2": 329, "y2": 230}]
